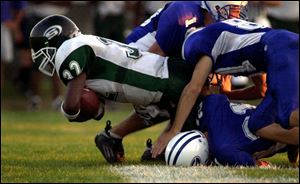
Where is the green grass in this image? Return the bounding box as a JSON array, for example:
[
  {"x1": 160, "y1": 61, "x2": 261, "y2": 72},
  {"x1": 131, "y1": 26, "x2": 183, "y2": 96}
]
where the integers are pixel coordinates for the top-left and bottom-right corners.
[
  {"x1": 1, "y1": 109, "x2": 166, "y2": 183},
  {"x1": 1, "y1": 109, "x2": 299, "y2": 183},
  {"x1": 1, "y1": 79, "x2": 299, "y2": 183}
]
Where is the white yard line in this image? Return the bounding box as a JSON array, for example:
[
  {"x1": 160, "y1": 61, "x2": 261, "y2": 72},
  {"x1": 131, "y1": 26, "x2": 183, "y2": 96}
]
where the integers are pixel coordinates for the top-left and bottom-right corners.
[{"x1": 110, "y1": 165, "x2": 299, "y2": 183}]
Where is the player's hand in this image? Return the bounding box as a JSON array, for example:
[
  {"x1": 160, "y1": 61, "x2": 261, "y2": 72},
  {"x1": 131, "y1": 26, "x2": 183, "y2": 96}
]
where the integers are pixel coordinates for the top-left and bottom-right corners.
[
  {"x1": 219, "y1": 75, "x2": 232, "y2": 93},
  {"x1": 93, "y1": 105, "x2": 105, "y2": 121},
  {"x1": 151, "y1": 131, "x2": 177, "y2": 158}
]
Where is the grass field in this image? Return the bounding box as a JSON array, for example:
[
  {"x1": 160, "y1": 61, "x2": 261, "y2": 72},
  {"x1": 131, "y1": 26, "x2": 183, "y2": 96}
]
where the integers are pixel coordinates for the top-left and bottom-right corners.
[{"x1": 1, "y1": 81, "x2": 299, "y2": 183}]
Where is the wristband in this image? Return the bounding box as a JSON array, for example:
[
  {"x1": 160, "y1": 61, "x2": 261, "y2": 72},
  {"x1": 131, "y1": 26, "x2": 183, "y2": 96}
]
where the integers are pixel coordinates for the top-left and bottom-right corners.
[{"x1": 61, "y1": 102, "x2": 80, "y2": 120}]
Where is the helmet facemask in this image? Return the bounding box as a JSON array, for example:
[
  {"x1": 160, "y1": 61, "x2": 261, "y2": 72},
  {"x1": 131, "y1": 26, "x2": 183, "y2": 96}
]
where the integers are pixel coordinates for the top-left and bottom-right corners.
[
  {"x1": 202, "y1": 1, "x2": 248, "y2": 22},
  {"x1": 29, "y1": 15, "x2": 82, "y2": 77},
  {"x1": 31, "y1": 47, "x2": 56, "y2": 77},
  {"x1": 215, "y1": 4, "x2": 248, "y2": 21}
]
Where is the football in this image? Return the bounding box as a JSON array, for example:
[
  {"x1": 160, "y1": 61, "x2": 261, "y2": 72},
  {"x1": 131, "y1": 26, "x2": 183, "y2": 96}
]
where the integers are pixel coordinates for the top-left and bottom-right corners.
[{"x1": 80, "y1": 88, "x2": 100, "y2": 118}]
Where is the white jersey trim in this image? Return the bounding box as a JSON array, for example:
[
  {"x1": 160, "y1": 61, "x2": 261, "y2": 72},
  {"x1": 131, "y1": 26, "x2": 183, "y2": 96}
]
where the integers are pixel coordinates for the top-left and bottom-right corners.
[
  {"x1": 127, "y1": 31, "x2": 157, "y2": 52},
  {"x1": 211, "y1": 31, "x2": 265, "y2": 62}
]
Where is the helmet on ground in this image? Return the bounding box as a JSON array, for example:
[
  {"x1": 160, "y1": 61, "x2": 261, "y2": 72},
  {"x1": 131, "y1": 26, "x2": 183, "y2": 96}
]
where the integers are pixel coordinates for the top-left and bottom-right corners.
[
  {"x1": 165, "y1": 130, "x2": 209, "y2": 166},
  {"x1": 200, "y1": 1, "x2": 248, "y2": 22},
  {"x1": 29, "y1": 14, "x2": 81, "y2": 76}
]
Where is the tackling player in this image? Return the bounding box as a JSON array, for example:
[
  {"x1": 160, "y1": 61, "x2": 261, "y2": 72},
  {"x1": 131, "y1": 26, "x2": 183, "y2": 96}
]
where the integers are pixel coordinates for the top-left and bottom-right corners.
[
  {"x1": 151, "y1": 18, "x2": 299, "y2": 159},
  {"x1": 126, "y1": 1, "x2": 266, "y2": 100},
  {"x1": 197, "y1": 94, "x2": 298, "y2": 167}
]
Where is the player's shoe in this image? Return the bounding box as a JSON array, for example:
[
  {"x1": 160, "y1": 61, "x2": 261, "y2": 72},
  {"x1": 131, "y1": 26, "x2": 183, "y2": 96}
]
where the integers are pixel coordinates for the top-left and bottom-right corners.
[
  {"x1": 287, "y1": 145, "x2": 299, "y2": 167},
  {"x1": 94, "y1": 120, "x2": 125, "y2": 164},
  {"x1": 141, "y1": 138, "x2": 165, "y2": 162}
]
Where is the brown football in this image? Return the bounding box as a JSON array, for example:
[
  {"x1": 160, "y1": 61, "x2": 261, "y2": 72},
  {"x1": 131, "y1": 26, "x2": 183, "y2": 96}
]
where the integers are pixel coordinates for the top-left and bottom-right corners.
[{"x1": 80, "y1": 88, "x2": 100, "y2": 118}]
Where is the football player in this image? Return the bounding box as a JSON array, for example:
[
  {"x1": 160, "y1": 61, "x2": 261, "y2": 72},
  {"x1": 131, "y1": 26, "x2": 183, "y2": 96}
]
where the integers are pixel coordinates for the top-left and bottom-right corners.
[
  {"x1": 196, "y1": 94, "x2": 298, "y2": 167},
  {"x1": 125, "y1": 0, "x2": 266, "y2": 158},
  {"x1": 126, "y1": 1, "x2": 267, "y2": 98},
  {"x1": 91, "y1": 1, "x2": 251, "y2": 163},
  {"x1": 152, "y1": 18, "x2": 299, "y2": 158},
  {"x1": 29, "y1": 14, "x2": 201, "y2": 163}
]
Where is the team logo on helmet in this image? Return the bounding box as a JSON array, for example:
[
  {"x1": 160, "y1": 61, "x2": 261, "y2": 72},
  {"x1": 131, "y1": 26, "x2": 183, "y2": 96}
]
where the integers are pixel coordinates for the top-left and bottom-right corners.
[
  {"x1": 43, "y1": 25, "x2": 62, "y2": 40},
  {"x1": 191, "y1": 156, "x2": 202, "y2": 166}
]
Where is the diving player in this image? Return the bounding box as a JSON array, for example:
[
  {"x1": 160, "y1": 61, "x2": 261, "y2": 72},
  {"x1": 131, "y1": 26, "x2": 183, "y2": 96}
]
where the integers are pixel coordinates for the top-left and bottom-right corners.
[
  {"x1": 29, "y1": 14, "x2": 200, "y2": 163},
  {"x1": 152, "y1": 18, "x2": 299, "y2": 159}
]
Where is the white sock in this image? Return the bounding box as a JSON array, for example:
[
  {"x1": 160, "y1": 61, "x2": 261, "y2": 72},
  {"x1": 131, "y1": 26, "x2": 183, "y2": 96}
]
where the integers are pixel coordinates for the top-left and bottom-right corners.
[{"x1": 109, "y1": 131, "x2": 122, "y2": 139}]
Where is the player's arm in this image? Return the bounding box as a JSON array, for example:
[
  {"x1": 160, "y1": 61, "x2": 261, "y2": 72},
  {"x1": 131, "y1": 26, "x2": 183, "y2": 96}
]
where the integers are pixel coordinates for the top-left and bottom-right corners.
[
  {"x1": 256, "y1": 123, "x2": 299, "y2": 145},
  {"x1": 61, "y1": 72, "x2": 92, "y2": 122},
  {"x1": 220, "y1": 73, "x2": 267, "y2": 100},
  {"x1": 152, "y1": 55, "x2": 213, "y2": 157}
]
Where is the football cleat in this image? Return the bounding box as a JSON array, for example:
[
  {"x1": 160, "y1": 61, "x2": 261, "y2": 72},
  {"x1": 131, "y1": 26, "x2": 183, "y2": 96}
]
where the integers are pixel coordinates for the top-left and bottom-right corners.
[
  {"x1": 141, "y1": 138, "x2": 165, "y2": 162},
  {"x1": 95, "y1": 120, "x2": 125, "y2": 164},
  {"x1": 287, "y1": 145, "x2": 299, "y2": 166}
]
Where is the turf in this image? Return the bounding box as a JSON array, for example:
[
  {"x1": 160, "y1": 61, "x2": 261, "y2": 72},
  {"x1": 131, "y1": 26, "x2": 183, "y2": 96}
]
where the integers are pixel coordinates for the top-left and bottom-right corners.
[{"x1": 1, "y1": 109, "x2": 299, "y2": 183}]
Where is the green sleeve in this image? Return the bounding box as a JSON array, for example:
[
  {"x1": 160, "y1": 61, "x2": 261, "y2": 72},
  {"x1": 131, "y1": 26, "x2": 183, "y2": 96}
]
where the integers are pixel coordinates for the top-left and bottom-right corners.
[{"x1": 58, "y1": 45, "x2": 95, "y2": 85}]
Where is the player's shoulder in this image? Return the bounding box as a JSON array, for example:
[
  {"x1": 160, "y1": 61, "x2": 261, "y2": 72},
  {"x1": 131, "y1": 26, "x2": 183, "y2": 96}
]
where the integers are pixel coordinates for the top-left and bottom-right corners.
[
  {"x1": 165, "y1": 1, "x2": 203, "y2": 19},
  {"x1": 57, "y1": 35, "x2": 96, "y2": 55},
  {"x1": 56, "y1": 35, "x2": 96, "y2": 65},
  {"x1": 167, "y1": 1, "x2": 200, "y2": 8}
]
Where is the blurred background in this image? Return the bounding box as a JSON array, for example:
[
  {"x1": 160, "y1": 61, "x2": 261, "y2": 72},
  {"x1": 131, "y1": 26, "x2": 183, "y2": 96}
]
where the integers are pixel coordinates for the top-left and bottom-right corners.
[{"x1": 1, "y1": 1, "x2": 299, "y2": 112}]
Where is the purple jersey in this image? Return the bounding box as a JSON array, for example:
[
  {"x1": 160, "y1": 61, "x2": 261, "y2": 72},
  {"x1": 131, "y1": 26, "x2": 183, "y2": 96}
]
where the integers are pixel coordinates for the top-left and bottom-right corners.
[
  {"x1": 197, "y1": 94, "x2": 277, "y2": 166},
  {"x1": 125, "y1": 1, "x2": 204, "y2": 58},
  {"x1": 183, "y1": 18, "x2": 273, "y2": 75},
  {"x1": 184, "y1": 18, "x2": 299, "y2": 128}
]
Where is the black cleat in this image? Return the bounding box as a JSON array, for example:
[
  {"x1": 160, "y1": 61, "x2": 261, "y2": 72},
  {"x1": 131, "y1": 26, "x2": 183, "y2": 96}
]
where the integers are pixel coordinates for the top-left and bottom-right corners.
[
  {"x1": 287, "y1": 145, "x2": 299, "y2": 166},
  {"x1": 95, "y1": 120, "x2": 125, "y2": 164},
  {"x1": 141, "y1": 138, "x2": 165, "y2": 162}
]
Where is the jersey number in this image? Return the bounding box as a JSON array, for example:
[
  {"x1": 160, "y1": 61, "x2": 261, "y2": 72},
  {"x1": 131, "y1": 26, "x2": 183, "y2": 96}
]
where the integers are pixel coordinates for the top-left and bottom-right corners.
[
  {"x1": 222, "y1": 19, "x2": 266, "y2": 31},
  {"x1": 62, "y1": 60, "x2": 81, "y2": 80},
  {"x1": 97, "y1": 37, "x2": 141, "y2": 59}
]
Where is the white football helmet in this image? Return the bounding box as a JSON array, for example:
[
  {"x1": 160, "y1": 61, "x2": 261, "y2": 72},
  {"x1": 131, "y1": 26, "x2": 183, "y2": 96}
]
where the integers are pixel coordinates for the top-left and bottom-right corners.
[
  {"x1": 200, "y1": 1, "x2": 248, "y2": 22},
  {"x1": 165, "y1": 130, "x2": 209, "y2": 166}
]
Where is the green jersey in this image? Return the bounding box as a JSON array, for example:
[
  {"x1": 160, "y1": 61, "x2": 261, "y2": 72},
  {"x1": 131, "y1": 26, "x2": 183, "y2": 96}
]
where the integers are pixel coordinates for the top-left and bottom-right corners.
[{"x1": 55, "y1": 34, "x2": 193, "y2": 106}]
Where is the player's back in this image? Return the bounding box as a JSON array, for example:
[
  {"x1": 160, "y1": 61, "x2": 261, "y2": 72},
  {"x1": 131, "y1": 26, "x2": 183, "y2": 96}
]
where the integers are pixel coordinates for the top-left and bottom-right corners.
[
  {"x1": 126, "y1": 1, "x2": 204, "y2": 58},
  {"x1": 55, "y1": 34, "x2": 170, "y2": 105},
  {"x1": 183, "y1": 18, "x2": 272, "y2": 76}
]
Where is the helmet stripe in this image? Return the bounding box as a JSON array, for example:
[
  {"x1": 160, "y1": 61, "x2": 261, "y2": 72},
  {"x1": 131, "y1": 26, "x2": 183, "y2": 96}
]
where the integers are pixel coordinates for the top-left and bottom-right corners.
[
  {"x1": 172, "y1": 135, "x2": 201, "y2": 165},
  {"x1": 167, "y1": 131, "x2": 196, "y2": 165}
]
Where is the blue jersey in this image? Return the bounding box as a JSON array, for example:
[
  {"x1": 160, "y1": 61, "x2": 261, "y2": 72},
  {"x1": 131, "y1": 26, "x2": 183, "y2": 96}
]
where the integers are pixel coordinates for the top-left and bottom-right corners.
[
  {"x1": 184, "y1": 18, "x2": 299, "y2": 128},
  {"x1": 197, "y1": 94, "x2": 277, "y2": 166},
  {"x1": 125, "y1": 1, "x2": 204, "y2": 58},
  {"x1": 183, "y1": 18, "x2": 273, "y2": 76}
]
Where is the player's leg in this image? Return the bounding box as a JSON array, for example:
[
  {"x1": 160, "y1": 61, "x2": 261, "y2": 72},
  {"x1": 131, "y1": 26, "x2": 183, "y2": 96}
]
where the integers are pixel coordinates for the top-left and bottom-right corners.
[
  {"x1": 95, "y1": 109, "x2": 169, "y2": 163},
  {"x1": 266, "y1": 30, "x2": 299, "y2": 128},
  {"x1": 95, "y1": 111, "x2": 146, "y2": 163},
  {"x1": 111, "y1": 111, "x2": 148, "y2": 137}
]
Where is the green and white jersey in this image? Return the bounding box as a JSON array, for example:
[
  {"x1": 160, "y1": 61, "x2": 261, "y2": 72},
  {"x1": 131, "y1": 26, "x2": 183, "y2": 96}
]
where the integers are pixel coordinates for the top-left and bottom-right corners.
[{"x1": 55, "y1": 34, "x2": 171, "y2": 105}]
